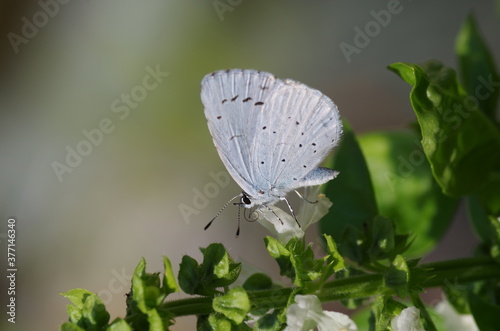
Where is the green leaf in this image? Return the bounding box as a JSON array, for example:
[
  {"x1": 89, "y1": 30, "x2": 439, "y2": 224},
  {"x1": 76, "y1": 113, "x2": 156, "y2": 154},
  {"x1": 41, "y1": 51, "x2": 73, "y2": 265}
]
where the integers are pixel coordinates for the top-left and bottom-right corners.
[
  {"x1": 208, "y1": 314, "x2": 233, "y2": 330},
  {"x1": 242, "y1": 273, "x2": 273, "y2": 292},
  {"x1": 442, "y1": 280, "x2": 470, "y2": 315},
  {"x1": 456, "y1": 14, "x2": 500, "y2": 119},
  {"x1": 126, "y1": 258, "x2": 174, "y2": 330},
  {"x1": 388, "y1": 61, "x2": 500, "y2": 197},
  {"x1": 106, "y1": 318, "x2": 132, "y2": 331},
  {"x1": 201, "y1": 244, "x2": 241, "y2": 286},
  {"x1": 178, "y1": 255, "x2": 200, "y2": 295},
  {"x1": 467, "y1": 169, "x2": 500, "y2": 246},
  {"x1": 196, "y1": 315, "x2": 212, "y2": 331},
  {"x1": 467, "y1": 195, "x2": 492, "y2": 243},
  {"x1": 369, "y1": 216, "x2": 396, "y2": 259},
  {"x1": 60, "y1": 323, "x2": 86, "y2": 331},
  {"x1": 323, "y1": 234, "x2": 345, "y2": 274},
  {"x1": 370, "y1": 296, "x2": 406, "y2": 331},
  {"x1": 264, "y1": 237, "x2": 294, "y2": 281},
  {"x1": 385, "y1": 255, "x2": 409, "y2": 298},
  {"x1": 162, "y1": 256, "x2": 179, "y2": 296},
  {"x1": 60, "y1": 289, "x2": 110, "y2": 331},
  {"x1": 254, "y1": 310, "x2": 283, "y2": 331},
  {"x1": 338, "y1": 225, "x2": 367, "y2": 265},
  {"x1": 131, "y1": 258, "x2": 164, "y2": 312},
  {"x1": 179, "y1": 243, "x2": 241, "y2": 296},
  {"x1": 61, "y1": 288, "x2": 99, "y2": 310},
  {"x1": 213, "y1": 287, "x2": 251, "y2": 325},
  {"x1": 321, "y1": 121, "x2": 378, "y2": 253},
  {"x1": 82, "y1": 295, "x2": 110, "y2": 329},
  {"x1": 358, "y1": 131, "x2": 459, "y2": 256},
  {"x1": 288, "y1": 241, "x2": 324, "y2": 285},
  {"x1": 265, "y1": 237, "x2": 340, "y2": 287},
  {"x1": 468, "y1": 290, "x2": 500, "y2": 331}
]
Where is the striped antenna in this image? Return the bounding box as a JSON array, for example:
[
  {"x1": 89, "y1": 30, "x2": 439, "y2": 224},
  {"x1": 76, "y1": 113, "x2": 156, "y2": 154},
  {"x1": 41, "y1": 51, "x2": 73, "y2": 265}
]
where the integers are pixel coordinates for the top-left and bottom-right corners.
[{"x1": 204, "y1": 194, "x2": 242, "y2": 231}]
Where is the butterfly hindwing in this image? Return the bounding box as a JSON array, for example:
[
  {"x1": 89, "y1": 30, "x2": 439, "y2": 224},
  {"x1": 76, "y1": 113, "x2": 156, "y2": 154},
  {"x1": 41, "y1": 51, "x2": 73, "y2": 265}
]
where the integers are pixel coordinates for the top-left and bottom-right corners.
[{"x1": 252, "y1": 78, "x2": 342, "y2": 193}]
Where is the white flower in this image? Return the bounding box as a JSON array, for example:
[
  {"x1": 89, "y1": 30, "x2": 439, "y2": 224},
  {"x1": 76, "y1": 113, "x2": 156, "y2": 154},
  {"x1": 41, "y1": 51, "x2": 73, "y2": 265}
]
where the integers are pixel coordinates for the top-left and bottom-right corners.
[
  {"x1": 435, "y1": 299, "x2": 478, "y2": 331},
  {"x1": 257, "y1": 186, "x2": 333, "y2": 243},
  {"x1": 390, "y1": 307, "x2": 424, "y2": 331},
  {"x1": 285, "y1": 294, "x2": 357, "y2": 331}
]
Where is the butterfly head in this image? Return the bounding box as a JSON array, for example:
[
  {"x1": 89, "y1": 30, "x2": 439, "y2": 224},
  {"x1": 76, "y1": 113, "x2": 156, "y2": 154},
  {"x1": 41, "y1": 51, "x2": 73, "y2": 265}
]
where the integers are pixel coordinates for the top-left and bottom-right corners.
[{"x1": 237, "y1": 192, "x2": 254, "y2": 208}]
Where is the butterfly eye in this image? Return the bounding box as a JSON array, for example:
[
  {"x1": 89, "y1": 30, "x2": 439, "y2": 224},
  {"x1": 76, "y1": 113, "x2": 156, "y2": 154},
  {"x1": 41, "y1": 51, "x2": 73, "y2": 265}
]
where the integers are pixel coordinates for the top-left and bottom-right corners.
[{"x1": 241, "y1": 194, "x2": 251, "y2": 205}]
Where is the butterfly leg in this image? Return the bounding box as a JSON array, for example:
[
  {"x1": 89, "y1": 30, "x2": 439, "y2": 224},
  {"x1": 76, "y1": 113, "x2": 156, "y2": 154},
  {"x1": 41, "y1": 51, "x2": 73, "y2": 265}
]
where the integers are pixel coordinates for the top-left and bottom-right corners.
[
  {"x1": 259, "y1": 205, "x2": 284, "y2": 225},
  {"x1": 294, "y1": 189, "x2": 318, "y2": 204},
  {"x1": 281, "y1": 197, "x2": 301, "y2": 228}
]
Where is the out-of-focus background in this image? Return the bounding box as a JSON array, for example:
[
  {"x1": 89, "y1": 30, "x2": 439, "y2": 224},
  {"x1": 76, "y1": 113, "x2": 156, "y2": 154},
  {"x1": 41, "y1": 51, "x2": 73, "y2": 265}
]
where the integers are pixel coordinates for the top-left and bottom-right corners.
[{"x1": 0, "y1": 1, "x2": 498, "y2": 329}]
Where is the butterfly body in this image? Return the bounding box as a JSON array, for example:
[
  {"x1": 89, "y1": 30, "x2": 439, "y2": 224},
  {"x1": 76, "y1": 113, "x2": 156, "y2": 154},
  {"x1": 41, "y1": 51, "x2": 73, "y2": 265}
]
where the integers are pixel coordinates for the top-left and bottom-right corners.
[{"x1": 201, "y1": 69, "x2": 342, "y2": 210}]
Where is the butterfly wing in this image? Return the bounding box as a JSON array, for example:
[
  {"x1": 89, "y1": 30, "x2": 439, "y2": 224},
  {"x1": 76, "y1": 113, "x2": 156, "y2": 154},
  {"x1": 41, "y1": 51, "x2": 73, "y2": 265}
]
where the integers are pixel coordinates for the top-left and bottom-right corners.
[
  {"x1": 252, "y1": 78, "x2": 342, "y2": 194},
  {"x1": 202, "y1": 69, "x2": 342, "y2": 205},
  {"x1": 201, "y1": 69, "x2": 282, "y2": 197}
]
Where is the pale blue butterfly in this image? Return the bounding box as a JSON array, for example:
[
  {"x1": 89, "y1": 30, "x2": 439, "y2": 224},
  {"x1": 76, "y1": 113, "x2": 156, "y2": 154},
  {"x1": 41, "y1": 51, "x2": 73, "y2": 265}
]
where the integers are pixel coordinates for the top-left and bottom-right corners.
[{"x1": 201, "y1": 69, "x2": 342, "y2": 235}]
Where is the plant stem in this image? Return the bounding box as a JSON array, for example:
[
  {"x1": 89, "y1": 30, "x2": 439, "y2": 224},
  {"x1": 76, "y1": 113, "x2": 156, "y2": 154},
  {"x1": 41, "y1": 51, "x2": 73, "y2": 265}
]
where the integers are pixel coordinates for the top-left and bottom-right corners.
[{"x1": 162, "y1": 256, "x2": 500, "y2": 317}]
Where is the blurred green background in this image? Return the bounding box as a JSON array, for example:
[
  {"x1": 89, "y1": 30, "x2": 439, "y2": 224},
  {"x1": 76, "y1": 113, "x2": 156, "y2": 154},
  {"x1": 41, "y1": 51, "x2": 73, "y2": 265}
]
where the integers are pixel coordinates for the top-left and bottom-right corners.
[{"x1": 0, "y1": 1, "x2": 498, "y2": 329}]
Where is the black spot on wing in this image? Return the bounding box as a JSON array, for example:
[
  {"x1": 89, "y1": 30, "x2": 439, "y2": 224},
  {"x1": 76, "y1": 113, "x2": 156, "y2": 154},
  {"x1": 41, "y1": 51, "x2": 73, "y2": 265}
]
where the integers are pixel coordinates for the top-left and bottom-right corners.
[
  {"x1": 255, "y1": 101, "x2": 264, "y2": 106},
  {"x1": 222, "y1": 99, "x2": 227, "y2": 104},
  {"x1": 231, "y1": 95, "x2": 239, "y2": 102},
  {"x1": 243, "y1": 97, "x2": 252, "y2": 102},
  {"x1": 216, "y1": 116, "x2": 222, "y2": 119}
]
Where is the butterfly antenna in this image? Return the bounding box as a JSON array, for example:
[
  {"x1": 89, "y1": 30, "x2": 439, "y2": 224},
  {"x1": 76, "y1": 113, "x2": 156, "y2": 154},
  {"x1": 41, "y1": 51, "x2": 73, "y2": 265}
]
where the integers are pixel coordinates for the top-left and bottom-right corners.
[
  {"x1": 236, "y1": 205, "x2": 241, "y2": 238},
  {"x1": 283, "y1": 197, "x2": 301, "y2": 228},
  {"x1": 204, "y1": 194, "x2": 241, "y2": 231}
]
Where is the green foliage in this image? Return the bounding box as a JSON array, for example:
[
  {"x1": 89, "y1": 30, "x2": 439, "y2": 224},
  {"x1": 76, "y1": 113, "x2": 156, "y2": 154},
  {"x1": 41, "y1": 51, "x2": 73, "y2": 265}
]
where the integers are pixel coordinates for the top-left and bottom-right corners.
[
  {"x1": 213, "y1": 287, "x2": 251, "y2": 325},
  {"x1": 456, "y1": 14, "x2": 500, "y2": 119},
  {"x1": 358, "y1": 131, "x2": 459, "y2": 257},
  {"x1": 385, "y1": 255, "x2": 410, "y2": 298},
  {"x1": 178, "y1": 243, "x2": 241, "y2": 296},
  {"x1": 60, "y1": 289, "x2": 110, "y2": 331},
  {"x1": 321, "y1": 121, "x2": 378, "y2": 248},
  {"x1": 264, "y1": 235, "x2": 344, "y2": 288},
  {"x1": 369, "y1": 296, "x2": 406, "y2": 331},
  {"x1": 388, "y1": 60, "x2": 500, "y2": 198}
]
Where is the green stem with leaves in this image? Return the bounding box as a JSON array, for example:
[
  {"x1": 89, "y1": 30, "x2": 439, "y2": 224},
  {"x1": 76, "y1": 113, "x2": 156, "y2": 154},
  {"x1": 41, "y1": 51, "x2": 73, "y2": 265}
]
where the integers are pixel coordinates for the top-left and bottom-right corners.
[{"x1": 162, "y1": 256, "x2": 499, "y2": 317}]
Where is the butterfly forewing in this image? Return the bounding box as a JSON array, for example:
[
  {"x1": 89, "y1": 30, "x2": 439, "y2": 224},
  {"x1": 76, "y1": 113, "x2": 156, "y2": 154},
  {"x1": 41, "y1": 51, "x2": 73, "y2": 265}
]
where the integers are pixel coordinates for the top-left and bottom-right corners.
[{"x1": 201, "y1": 70, "x2": 281, "y2": 197}]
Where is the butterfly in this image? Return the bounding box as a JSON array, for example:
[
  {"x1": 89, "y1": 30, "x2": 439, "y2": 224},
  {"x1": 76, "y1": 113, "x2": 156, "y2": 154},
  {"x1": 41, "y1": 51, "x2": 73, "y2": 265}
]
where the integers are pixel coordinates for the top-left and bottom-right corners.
[{"x1": 201, "y1": 69, "x2": 342, "y2": 235}]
